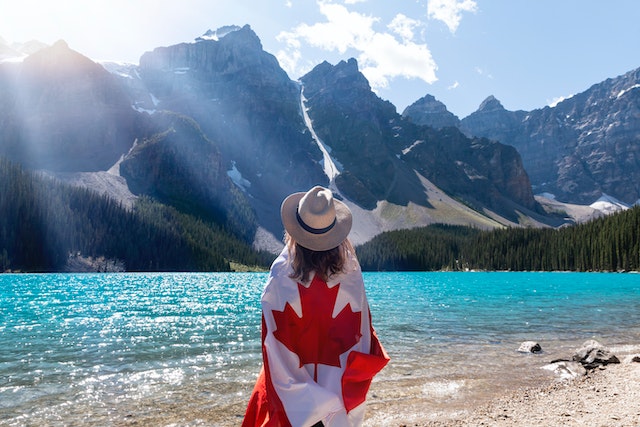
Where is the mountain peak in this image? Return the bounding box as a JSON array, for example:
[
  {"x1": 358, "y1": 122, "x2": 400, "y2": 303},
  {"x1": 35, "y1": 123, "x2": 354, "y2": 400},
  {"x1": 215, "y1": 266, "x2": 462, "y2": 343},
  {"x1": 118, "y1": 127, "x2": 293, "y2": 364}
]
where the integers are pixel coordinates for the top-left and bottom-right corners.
[
  {"x1": 192, "y1": 24, "x2": 262, "y2": 51},
  {"x1": 477, "y1": 95, "x2": 505, "y2": 112},
  {"x1": 408, "y1": 94, "x2": 450, "y2": 114},
  {"x1": 402, "y1": 94, "x2": 460, "y2": 128},
  {"x1": 302, "y1": 58, "x2": 372, "y2": 98},
  {"x1": 196, "y1": 25, "x2": 242, "y2": 42},
  {"x1": 23, "y1": 39, "x2": 102, "y2": 77}
]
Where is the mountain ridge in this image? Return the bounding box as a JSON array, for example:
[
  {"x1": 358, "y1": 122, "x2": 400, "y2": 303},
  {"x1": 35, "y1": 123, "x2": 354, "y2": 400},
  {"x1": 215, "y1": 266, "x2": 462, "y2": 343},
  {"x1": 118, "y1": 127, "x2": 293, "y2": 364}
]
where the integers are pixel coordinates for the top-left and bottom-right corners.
[
  {"x1": 405, "y1": 69, "x2": 640, "y2": 208},
  {"x1": 2, "y1": 25, "x2": 635, "y2": 254}
]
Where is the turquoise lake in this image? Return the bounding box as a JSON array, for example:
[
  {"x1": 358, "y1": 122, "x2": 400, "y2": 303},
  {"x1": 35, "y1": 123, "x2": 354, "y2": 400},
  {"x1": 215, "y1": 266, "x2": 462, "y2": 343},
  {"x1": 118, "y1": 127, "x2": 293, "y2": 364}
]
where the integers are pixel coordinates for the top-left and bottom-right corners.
[{"x1": 1, "y1": 272, "x2": 640, "y2": 426}]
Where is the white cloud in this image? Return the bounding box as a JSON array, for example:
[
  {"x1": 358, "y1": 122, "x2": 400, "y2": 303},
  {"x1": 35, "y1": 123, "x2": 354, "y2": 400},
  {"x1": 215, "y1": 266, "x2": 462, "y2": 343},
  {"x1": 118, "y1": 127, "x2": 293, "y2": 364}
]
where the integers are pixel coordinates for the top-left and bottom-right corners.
[
  {"x1": 388, "y1": 14, "x2": 421, "y2": 43},
  {"x1": 276, "y1": 1, "x2": 437, "y2": 90},
  {"x1": 427, "y1": 0, "x2": 477, "y2": 33},
  {"x1": 359, "y1": 32, "x2": 437, "y2": 88},
  {"x1": 475, "y1": 66, "x2": 493, "y2": 79},
  {"x1": 448, "y1": 81, "x2": 460, "y2": 89}
]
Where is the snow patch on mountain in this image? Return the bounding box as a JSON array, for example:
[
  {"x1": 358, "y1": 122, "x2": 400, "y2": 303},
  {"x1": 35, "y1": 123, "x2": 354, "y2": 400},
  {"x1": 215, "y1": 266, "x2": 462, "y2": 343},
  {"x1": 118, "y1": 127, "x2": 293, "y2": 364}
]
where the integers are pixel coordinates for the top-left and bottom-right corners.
[
  {"x1": 0, "y1": 55, "x2": 26, "y2": 63},
  {"x1": 196, "y1": 26, "x2": 242, "y2": 42},
  {"x1": 616, "y1": 84, "x2": 640, "y2": 99},
  {"x1": 589, "y1": 194, "x2": 630, "y2": 214},
  {"x1": 548, "y1": 94, "x2": 575, "y2": 108},
  {"x1": 101, "y1": 61, "x2": 159, "y2": 114},
  {"x1": 402, "y1": 140, "x2": 424, "y2": 155},
  {"x1": 227, "y1": 161, "x2": 251, "y2": 191},
  {"x1": 537, "y1": 192, "x2": 630, "y2": 220}
]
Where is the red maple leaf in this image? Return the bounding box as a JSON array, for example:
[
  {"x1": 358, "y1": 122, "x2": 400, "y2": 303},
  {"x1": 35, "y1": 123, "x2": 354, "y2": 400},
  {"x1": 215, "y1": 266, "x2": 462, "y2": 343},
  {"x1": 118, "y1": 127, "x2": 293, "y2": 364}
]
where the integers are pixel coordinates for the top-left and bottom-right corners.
[{"x1": 272, "y1": 275, "x2": 362, "y2": 381}]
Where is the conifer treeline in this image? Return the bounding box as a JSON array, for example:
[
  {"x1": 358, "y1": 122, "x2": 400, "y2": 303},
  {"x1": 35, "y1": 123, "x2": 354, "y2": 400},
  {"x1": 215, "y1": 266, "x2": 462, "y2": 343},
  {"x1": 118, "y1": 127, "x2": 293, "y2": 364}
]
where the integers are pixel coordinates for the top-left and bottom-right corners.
[
  {"x1": 356, "y1": 207, "x2": 640, "y2": 272},
  {"x1": 0, "y1": 158, "x2": 272, "y2": 272},
  {"x1": 4, "y1": 156, "x2": 638, "y2": 273}
]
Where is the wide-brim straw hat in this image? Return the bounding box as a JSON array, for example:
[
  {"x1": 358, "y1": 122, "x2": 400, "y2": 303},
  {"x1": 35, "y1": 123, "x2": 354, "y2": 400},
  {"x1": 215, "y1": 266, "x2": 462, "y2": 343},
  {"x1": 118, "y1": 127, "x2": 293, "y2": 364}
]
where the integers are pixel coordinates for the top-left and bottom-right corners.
[{"x1": 281, "y1": 186, "x2": 352, "y2": 251}]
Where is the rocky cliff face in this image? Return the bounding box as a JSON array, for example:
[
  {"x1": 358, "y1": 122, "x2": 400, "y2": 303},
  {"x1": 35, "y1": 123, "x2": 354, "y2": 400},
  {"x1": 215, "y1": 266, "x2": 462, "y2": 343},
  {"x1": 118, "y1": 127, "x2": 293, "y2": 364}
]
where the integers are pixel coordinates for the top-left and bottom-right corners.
[
  {"x1": 458, "y1": 70, "x2": 640, "y2": 205},
  {"x1": 136, "y1": 25, "x2": 326, "y2": 235},
  {"x1": 301, "y1": 59, "x2": 540, "y2": 218}
]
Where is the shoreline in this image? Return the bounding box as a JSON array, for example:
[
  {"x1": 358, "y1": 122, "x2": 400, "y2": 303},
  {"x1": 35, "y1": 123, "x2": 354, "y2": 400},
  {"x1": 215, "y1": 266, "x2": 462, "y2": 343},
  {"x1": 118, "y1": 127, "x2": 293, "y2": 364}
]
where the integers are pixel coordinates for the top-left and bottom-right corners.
[
  {"x1": 4, "y1": 345, "x2": 638, "y2": 426},
  {"x1": 109, "y1": 351, "x2": 640, "y2": 427},
  {"x1": 419, "y1": 359, "x2": 640, "y2": 426},
  {"x1": 363, "y1": 347, "x2": 640, "y2": 426}
]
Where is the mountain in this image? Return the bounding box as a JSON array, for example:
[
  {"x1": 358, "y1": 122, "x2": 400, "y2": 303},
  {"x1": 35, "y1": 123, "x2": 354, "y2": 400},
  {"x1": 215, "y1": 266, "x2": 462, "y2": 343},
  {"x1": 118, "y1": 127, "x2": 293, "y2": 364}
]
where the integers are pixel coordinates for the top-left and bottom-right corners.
[
  {"x1": 455, "y1": 70, "x2": 640, "y2": 206},
  {"x1": 402, "y1": 94, "x2": 460, "y2": 129},
  {"x1": 127, "y1": 25, "x2": 550, "y2": 242},
  {"x1": 119, "y1": 111, "x2": 257, "y2": 241},
  {"x1": 0, "y1": 36, "x2": 47, "y2": 61},
  {"x1": 0, "y1": 25, "x2": 584, "y2": 258},
  {"x1": 0, "y1": 36, "x2": 269, "y2": 245},
  {"x1": 0, "y1": 37, "x2": 20, "y2": 60},
  {"x1": 300, "y1": 59, "x2": 541, "y2": 220},
  {"x1": 134, "y1": 25, "x2": 326, "y2": 240},
  {"x1": 0, "y1": 40, "x2": 145, "y2": 171}
]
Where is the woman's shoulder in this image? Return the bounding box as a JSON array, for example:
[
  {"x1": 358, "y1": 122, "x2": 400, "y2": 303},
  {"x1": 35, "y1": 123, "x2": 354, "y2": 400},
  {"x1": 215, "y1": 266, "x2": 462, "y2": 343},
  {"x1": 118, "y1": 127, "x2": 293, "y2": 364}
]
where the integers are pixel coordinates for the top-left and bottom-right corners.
[{"x1": 266, "y1": 249, "x2": 296, "y2": 287}]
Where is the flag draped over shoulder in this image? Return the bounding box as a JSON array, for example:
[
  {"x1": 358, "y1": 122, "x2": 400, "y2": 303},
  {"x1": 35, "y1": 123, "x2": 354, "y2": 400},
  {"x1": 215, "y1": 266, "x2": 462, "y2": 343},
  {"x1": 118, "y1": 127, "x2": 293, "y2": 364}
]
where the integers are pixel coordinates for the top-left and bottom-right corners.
[{"x1": 242, "y1": 248, "x2": 389, "y2": 427}]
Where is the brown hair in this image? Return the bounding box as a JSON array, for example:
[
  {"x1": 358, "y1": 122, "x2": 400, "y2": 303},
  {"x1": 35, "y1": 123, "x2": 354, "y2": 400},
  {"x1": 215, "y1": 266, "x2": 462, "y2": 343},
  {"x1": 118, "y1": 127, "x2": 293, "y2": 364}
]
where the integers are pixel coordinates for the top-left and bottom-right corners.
[{"x1": 285, "y1": 232, "x2": 354, "y2": 283}]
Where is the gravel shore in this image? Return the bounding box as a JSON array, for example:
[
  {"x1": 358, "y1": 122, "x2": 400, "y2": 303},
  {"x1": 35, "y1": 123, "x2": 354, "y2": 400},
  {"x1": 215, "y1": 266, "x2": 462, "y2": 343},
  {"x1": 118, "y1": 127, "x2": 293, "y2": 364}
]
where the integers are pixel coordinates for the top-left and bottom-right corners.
[{"x1": 367, "y1": 355, "x2": 640, "y2": 427}]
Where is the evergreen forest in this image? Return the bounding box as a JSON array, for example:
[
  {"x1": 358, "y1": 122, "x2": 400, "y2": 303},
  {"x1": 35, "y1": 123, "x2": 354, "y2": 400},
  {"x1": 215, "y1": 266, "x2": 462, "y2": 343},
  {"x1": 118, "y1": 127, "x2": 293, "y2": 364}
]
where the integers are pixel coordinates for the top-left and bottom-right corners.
[
  {"x1": 356, "y1": 208, "x2": 640, "y2": 272},
  {"x1": 2, "y1": 157, "x2": 639, "y2": 273},
  {"x1": 0, "y1": 158, "x2": 273, "y2": 272}
]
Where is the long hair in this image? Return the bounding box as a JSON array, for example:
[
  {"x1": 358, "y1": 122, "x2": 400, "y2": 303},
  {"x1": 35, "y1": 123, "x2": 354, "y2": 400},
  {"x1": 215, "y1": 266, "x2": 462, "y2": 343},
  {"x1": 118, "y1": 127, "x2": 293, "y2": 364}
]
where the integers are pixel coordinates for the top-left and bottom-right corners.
[{"x1": 285, "y1": 232, "x2": 355, "y2": 283}]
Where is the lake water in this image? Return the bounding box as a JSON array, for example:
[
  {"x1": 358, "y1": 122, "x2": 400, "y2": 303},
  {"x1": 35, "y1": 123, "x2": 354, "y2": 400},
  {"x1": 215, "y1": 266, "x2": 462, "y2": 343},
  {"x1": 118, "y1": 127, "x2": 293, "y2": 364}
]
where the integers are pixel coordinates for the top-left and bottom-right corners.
[{"x1": 2, "y1": 272, "x2": 640, "y2": 426}]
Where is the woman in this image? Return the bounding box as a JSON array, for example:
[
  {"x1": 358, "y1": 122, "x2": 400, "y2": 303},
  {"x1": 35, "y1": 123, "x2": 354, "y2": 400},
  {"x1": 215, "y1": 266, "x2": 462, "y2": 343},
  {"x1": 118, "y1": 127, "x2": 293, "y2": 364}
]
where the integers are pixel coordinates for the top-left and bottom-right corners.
[{"x1": 242, "y1": 186, "x2": 389, "y2": 427}]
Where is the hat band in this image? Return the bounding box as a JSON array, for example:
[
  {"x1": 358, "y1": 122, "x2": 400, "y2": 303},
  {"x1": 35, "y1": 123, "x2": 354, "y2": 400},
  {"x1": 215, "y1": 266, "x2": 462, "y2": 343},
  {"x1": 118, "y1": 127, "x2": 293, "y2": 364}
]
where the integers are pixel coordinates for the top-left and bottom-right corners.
[{"x1": 296, "y1": 208, "x2": 336, "y2": 235}]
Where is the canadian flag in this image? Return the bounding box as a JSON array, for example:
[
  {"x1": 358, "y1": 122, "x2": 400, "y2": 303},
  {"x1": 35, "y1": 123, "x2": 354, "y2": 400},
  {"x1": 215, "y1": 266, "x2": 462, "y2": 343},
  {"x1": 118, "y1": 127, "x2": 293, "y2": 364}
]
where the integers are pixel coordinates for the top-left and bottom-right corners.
[{"x1": 242, "y1": 248, "x2": 389, "y2": 427}]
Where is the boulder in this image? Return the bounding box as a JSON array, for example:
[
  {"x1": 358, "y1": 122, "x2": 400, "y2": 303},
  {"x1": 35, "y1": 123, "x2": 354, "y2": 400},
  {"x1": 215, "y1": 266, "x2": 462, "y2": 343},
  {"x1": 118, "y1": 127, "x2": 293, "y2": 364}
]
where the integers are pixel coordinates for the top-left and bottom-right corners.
[
  {"x1": 572, "y1": 340, "x2": 620, "y2": 369},
  {"x1": 518, "y1": 341, "x2": 542, "y2": 353},
  {"x1": 542, "y1": 361, "x2": 587, "y2": 380}
]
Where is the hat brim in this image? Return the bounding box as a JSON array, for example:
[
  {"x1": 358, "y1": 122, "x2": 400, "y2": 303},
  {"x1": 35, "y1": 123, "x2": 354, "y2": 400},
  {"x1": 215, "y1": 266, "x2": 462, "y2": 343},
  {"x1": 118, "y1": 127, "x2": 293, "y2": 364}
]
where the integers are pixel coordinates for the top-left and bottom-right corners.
[{"x1": 281, "y1": 192, "x2": 353, "y2": 252}]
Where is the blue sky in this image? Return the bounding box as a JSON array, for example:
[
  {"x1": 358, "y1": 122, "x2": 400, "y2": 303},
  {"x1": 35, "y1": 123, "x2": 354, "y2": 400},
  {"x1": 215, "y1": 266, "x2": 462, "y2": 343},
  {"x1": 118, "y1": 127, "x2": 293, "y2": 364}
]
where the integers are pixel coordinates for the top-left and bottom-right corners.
[{"x1": 1, "y1": 0, "x2": 639, "y2": 118}]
